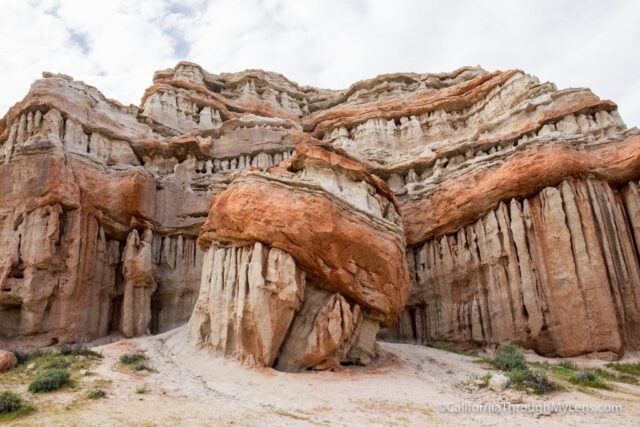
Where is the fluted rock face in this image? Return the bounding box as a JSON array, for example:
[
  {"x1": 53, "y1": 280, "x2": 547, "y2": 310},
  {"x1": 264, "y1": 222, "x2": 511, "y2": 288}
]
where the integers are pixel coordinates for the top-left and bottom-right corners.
[
  {"x1": 306, "y1": 69, "x2": 639, "y2": 358},
  {"x1": 385, "y1": 179, "x2": 640, "y2": 357},
  {"x1": 189, "y1": 143, "x2": 409, "y2": 370},
  {"x1": 0, "y1": 75, "x2": 209, "y2": 349},
  {"x1": 188, "y1": 243, "x2": 306, "y2": 367},
  {"x1": 1, "y1": 61, "x2": 639, "y2": 361}
]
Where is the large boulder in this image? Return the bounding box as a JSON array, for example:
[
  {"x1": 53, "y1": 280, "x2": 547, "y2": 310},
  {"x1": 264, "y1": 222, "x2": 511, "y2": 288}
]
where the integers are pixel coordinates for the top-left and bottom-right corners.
[{"x1": 0, "y1": 350, "x2": 17, "y2": 372}]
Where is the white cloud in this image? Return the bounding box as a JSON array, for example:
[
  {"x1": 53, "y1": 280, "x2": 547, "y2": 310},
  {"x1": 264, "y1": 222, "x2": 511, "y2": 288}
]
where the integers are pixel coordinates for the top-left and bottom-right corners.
[{"x1": 1, "y1": 0, "x2": 638, "y2": 125}]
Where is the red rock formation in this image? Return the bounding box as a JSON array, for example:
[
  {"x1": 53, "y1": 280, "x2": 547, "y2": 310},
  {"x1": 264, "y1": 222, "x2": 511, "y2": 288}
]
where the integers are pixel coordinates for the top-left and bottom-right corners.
[
  {"x1": 300, "y1": 65, "x2": 639, "y2": 358},
  {"x1": 401, "y1": 135, "x2": 640, "y2": 243},
  {"x1": 388, "y1": 179, "x2": 640, "y2": 357},
  {"x1": 198, "y1": 152, "x2": 408, "y2": 323},
  {"x1": 189, "y1": 143, "x2": 409, "y2": 370},
  {"x1": 0, "y1": 350, "x2": 17, "y2": 373},
  {"x1": 1, "y1": 61, "x2": 639, "y2": 364}
]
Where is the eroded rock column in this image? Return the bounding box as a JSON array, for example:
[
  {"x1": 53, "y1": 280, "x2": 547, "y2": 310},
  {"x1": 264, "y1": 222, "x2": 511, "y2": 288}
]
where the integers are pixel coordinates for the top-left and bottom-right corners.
[
  {"x1": 389, "y1": 178, "x2": 640, "y2": 357},
  {"x1": 188, "y1": 243, "x2": 304, "y2": 366},
  {"x1": 121, "y1": 229, "x2": 157, "y2": 337}
]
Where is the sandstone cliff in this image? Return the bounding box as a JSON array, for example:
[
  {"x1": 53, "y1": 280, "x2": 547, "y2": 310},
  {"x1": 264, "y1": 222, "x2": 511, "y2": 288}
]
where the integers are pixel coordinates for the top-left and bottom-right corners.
[{"x1": 1, "y1": 61, "x2": 638, "y2": 364}]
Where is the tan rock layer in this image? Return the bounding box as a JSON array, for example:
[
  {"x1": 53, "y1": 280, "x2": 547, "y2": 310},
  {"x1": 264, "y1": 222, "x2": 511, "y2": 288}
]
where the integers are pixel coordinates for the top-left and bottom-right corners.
[
  {"x1": 142, "y1": 79, "x2": 302, "y2": 122},
  {"x1": 290, "y1": 142, "x2": 399, "y2": 211},
  {"x1": 303, "y1": 70, "x2": 518, "y2": 137},
  {"x1": 188, "y1": 242, "x2": 378, "y2": 370},
  {"x1": 0, "y1": 77, "x2": 151, "y2": 145},
  {"x1": 376, "y1": 88, "x2": 617, "y2": 176}
]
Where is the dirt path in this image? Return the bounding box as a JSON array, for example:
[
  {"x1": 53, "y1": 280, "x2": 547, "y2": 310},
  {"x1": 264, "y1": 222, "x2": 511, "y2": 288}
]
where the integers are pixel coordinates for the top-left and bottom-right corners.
[{"x1": 9, "y1": 327, "x2": 640, "y2": 426}]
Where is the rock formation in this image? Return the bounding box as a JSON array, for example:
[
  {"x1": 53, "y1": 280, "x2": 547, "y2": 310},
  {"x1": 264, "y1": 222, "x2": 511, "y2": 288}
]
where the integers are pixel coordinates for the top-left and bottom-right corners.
[
  {"x1": 1, "y1": 61, "x2": 639, "y2": 364},
  {"x1": 188, "y1": 142, "x2": 409, "y2": 370},
  {"x1": 0, "y1": 350, "x2": 17, "y2": 373}
]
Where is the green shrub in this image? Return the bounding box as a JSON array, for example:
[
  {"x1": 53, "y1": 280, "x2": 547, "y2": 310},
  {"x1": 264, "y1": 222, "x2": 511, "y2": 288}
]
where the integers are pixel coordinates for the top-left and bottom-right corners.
[
  {"x1": 590, "y1": 367, "x2": 638, "y2": 385},
  {"x1": 135, "y1": 382, "x2": 148, "y2": 394},
  {"x1": 120, "y1": 352, "x2": 152, "y2": 372},
  {"x1": 0, "y1": 391, "x2": 34, "y2": 421},
  {"x1": 28, "y1": 369, "x2": 70, "y2": 393},
  {"x1": 569, "y1": 370, "x2": 610, "y2": 389},
  {"x1": 494, "y1": 343, "x2": 528, "y2": 371},
  {"x1": 0, "y1": 391, "x2": 24, "y2": 414},
  {"x1": 60, "y1": 345, "x2": 102, "y2": 358},
  {"x1": 40, "y1": 354, "x2": 71, "y2": 370},
  {"x1": 120, "y1": 352, "x2": 146, "y2": 365},
  {"x1": 87, "y1": 389, "x2": 107, "y2": 399},
  {"x1": 478, "y1": 373, "x2": 492, "y2": 388},
  {"x1": 9, "y1": 347, "x2": 101, "y2": 374},
  {"x1": 12, "y1": 349, "x2": 66, "y2": 369},
  {"x1": 493, "y1": 344, "x2": 556, "y2": 394},
  {"x1": 11, "y1": 349, "x2": 46, "y2": 365},
  {"x1": 506, "y1": 369, "x2": 556, "y2": 394}
]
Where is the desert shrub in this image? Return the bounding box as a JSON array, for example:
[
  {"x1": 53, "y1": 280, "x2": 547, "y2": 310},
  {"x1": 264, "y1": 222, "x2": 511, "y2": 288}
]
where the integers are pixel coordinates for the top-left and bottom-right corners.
[
  {"x1": 60, "y1": 345, "x2": 102, "y2": 358},
  {"x1": 589, "y1": 367, "x2": 638, "y2": 385},
  {"x1": 11, "y1": 349, "x2": 65, "y2": 369},
  {"x1": 87, "y1": 389, "x2": 107, "y2": 399},
  {"x1": 28, "y1": 369, "x2": 70, "y2": 393},
  {"x1": 569, "y1": 370, "x2": 610, "y2": 389},
  {"x1": 506, "y1": 369, "x2": 556, "y2": 394},
  {"x1": 40, "y1": 354, "x2": 71, "y2": 370},
  {"x1": 0, "y1": 391, "x2": 23, "y2": 414},
  {"x1": 493, "y1": 344, "x2": 555, "y2": 394},
  {"x1": 11, "y1": 349, "x2": 46, "y2": 365},
  {"x1": 120, "y1": 352, "x2": 146, "y2": 365},
  {"x1": 494, "y1": 343, "x2": 528, "y2": 371},
  {"x1": 59, "y1": 346, "x2": 73, "y2": 356},
  {"x1": 478, "y1": 373, "x2": 492, "y2": 388},
  {"x1": 120, "y1": 352, "x2": 152, "y2": 372},
  {"x1": 0, "y1": 391, "x2": 33, "y2": 421},
  {"x1": 135, "y1": 382, "x2": 148, "y2": 394},
  {"x1": 9, "y1": 347, "x2": 101, "y2": 374},
  {"x1": 574, "y1": 371, "x2": 595, "y2": 382}
]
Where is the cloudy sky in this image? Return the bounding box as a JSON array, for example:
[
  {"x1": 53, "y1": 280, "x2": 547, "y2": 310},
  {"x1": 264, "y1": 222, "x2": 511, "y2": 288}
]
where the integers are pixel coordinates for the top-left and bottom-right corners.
[{"x1": 1, "y1": 0, "x2": 639, "y2": 125}]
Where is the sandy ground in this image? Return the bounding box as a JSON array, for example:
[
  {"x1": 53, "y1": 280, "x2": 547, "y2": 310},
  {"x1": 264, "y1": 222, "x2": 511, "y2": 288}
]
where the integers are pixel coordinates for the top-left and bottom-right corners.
[{"x1": 7, "y1": 326, "x2": 640, "y2": 426}]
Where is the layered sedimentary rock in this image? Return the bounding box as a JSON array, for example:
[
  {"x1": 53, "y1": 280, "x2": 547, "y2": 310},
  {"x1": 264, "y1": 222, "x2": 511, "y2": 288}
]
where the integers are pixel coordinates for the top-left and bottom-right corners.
[
  {"x1": 305, "y1": 69, "x2": 640, "y2": 358},
  {"x1": 0, "y1": 63, "x2": 311, "y2": 349},
  {"x1": 0, "y1": 75, "x2": 205, "y2": 348},
  {"x1": 188, "y1": 143, "x2": 409, "y2": 370},
  {"x1": 387, "y1": 179, "x2": 640, "y2": 357},
  {"x1": 1, "y1": 61, "x2": 639, "y2": 361}
]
